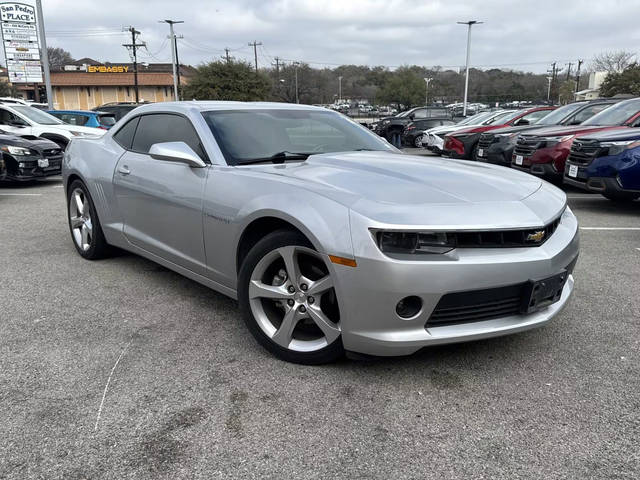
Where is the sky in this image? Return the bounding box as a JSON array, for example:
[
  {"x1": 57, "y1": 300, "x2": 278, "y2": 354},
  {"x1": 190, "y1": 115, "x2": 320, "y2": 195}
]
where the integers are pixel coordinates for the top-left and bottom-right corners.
[{"x1": 35, "y1": 0, "x2": 640, "y2": 73}]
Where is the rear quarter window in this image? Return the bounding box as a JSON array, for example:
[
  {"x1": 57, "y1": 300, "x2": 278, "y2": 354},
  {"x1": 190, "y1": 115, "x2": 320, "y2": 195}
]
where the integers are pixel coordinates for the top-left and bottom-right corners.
[{"x1": 112, "y1": 117, "x2": 139, "y2": 149}]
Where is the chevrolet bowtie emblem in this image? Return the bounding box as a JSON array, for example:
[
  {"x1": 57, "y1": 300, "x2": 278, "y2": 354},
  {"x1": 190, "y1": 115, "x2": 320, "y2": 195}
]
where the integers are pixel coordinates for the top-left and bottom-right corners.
[{"x1": 527, "y1": 230, "x2": 546, "y2": 242}]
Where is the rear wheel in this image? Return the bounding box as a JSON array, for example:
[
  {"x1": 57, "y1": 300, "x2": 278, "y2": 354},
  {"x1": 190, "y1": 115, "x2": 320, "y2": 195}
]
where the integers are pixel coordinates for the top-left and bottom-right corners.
[{"x1": 238, "y1": 230, "x2": 344, "y2": 364}]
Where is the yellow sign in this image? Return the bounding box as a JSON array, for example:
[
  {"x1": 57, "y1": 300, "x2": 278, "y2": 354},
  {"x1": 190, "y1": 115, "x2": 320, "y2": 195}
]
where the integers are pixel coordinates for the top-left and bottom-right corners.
[{"x1": 88, "y1": 65, "x2": 130, "y2": 73}]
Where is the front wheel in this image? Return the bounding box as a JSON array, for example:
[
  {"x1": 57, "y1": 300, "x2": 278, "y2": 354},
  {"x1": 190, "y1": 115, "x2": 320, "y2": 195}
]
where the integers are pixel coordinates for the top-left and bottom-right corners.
[
  {"x1": 238, "y1": 230, "x2": 344, "y2": 364},
  {"x1": 67, "y1": 180, "x2": 111, "y2": 259}
]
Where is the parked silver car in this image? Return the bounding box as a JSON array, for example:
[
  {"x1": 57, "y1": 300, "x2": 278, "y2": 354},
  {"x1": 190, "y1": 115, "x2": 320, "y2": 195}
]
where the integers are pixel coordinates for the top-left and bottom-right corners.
[{"x1": 62, "y1": 102, "x2": 579, "y2": 364}]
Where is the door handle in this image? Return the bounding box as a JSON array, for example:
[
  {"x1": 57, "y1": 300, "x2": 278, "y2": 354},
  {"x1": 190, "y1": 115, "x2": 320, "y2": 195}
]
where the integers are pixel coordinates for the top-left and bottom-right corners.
[{"x1": 118, "y1": 165, "x2": 130, "y2": 175}]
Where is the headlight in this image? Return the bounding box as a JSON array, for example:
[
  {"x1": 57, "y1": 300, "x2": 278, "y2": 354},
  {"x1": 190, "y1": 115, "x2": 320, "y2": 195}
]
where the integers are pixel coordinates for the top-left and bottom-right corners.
[
  {"x1": 375, "y1": 231, "x2": 454, "y2": 255},
  {"x1": 1, "y1": 145, "x2": 32, "y2": 156},
  {"x1": 542, "y1": 135, "x2": 574, "y2": 146},
  {"x1": 601, "y1": 140, "x2": 640, "y2": 156},
  {"x1": 70, "y1": 131, "x2": 85, "y2": 136}
]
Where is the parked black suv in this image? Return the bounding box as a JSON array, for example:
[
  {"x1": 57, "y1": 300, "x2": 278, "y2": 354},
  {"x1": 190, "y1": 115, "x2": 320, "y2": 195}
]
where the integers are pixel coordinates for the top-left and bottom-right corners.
[
  {"x1": 474, "y1": 99, "x2": 619, "y2": 166},
  {"x1": 92, "y1": 102, "x2": 150, "y2": 121},
  {"x1": 402, "y1": 118, "x2": 456, "y2": 147},
  {"x1": 372, "y1": 107, "x2": 452, "y2": 146}
]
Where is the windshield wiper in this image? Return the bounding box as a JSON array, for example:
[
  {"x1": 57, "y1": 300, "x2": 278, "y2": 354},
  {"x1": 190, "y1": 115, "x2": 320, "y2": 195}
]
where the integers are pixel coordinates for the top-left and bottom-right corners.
[{"x1": 238, "y1": 151, "x2": 314, "y2": 165}]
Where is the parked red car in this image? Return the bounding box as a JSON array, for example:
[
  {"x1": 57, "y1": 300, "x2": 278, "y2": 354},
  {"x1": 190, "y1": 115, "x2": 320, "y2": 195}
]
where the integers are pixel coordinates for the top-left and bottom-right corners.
[
  {"x1": 443, "y1": 106, "x2": 556, "y2": 159},
  {"x1": 511, "y1": 97, "x2": 640, "y2": 181}
]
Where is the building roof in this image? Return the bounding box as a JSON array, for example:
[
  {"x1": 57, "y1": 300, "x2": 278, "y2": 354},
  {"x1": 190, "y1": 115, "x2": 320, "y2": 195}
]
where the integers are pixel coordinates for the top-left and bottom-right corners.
[{"x1": 50, "y1": 71, "x2": 180, "y2": 87}]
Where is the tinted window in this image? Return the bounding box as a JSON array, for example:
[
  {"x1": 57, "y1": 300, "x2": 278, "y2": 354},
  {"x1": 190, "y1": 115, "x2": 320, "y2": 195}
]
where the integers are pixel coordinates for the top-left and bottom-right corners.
[
  {"x1": 132, "y1": 114, "x2": 206, "y2": 159},
  {"x1": 59, "y1": 114, "x2": 88, "y2": 126},
  {"x1": 413, "y1": 109, "x2": 428, "y2": 119},
  {"x1": 571, "y1": 104, "x2": 611, "y2": 124},
  {"x1": 0, "y1": 108, "x2": 27, "y2": 125},
  {"x1": 113, "y1": 117, "x2": 139, "y2": 149}
]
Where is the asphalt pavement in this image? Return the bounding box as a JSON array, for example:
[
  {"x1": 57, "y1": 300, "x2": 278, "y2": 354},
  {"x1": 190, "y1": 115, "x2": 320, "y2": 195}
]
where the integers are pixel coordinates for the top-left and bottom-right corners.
[{"x1": 1, "y1": 175, "x2": 639, "y2": 480}]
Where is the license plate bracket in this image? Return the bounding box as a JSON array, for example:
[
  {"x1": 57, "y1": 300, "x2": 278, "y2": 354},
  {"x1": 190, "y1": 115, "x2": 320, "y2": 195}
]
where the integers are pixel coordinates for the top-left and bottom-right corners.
[
  {"x1": 521, "y1": 271, "x2": 568, "y2": 314},
  {"x1": 568, "y1": 165, "x2": 578, "y2": 177},
  {"x1": 515, "y1": 155, "x2": 524, "y2": 165}
]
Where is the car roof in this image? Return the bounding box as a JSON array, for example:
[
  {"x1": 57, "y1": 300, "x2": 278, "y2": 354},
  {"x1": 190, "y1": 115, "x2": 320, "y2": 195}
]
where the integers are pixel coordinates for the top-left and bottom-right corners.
[
  {"x1": 50, "y1": 109, "x2": 109, "y2": 114},
  {"x1": 135, "y1": 101, "x2": 328, "y2": 113}
]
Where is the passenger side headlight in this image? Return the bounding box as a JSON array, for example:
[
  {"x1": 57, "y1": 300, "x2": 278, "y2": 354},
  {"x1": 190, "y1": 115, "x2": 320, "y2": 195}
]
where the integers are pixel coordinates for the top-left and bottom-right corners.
[{"x1": 375, "y1": 231, "x2": 454, "y2": 255}]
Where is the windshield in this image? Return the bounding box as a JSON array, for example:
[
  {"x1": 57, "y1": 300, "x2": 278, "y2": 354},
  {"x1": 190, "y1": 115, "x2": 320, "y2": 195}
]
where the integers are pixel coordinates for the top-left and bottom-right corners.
[
  {"x1": 582, "y1": 99, "x2": 640, "y2": 126},
  {"x1": 489, "y1": 110, "x2": 520, "y2": 124},
  {"x1": 536, "y1": 103, "x2": 585, "y2": 125},
  {"x1": 459, "y1": 111, "x2": 497, "y2": 125},
  {"x1": 202, "y1": 109, "x2": 395, "y2": 165},
  {"x1": 11, "y1": 105, "x2": 64, "y2": 125}
]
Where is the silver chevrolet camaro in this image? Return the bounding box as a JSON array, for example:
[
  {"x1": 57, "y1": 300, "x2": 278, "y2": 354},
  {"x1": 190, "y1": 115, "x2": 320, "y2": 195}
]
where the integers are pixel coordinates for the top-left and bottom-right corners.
[{"x1": 62, "y1": 102, "x2": 579, "y2": 364}]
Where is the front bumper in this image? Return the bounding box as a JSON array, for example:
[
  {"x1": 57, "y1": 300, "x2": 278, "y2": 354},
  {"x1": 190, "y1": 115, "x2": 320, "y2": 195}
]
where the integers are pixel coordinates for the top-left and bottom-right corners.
[
  {"x1": 334, "y1": 207, "x2": 579, "y2": 357},
  {"x1": 476, "y1": 143, "x2": 513, "y2": 166}
]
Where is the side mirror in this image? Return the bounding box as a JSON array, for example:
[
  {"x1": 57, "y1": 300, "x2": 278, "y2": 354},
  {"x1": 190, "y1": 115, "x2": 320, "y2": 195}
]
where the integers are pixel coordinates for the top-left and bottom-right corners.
[
  {"x1": 10, "y1": 122, "x2": 27, "y2": 127},
  {"x1": 515, "y1": 119, "x2": 529, "y2": 126},
  {"x1": 408, "y1": 113, "x2": 415, "y2": 120},
  {"x1": 149, "y1": 141, "x2": 206, "y2": 168}
]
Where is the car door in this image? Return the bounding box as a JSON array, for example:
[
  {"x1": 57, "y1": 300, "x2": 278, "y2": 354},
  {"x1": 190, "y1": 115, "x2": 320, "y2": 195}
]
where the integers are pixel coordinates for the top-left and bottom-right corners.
[{"x1": 112, "y1": 113, "x2": 210, "y2": 275}]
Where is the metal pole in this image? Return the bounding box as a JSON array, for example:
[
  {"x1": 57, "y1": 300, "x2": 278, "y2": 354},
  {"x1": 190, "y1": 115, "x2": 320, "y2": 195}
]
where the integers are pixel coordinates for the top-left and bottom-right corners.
[
  {"x1": 546, "y1": 77, "x2": 552, "y2": 102},
  {"x1": 424, "y1": 77, "x2": 432, "y2": 106},
  {"x1": 169, "y1": 23, "x2": 178, "y2": 100},
  {"x1": 131, "y1": 28, "x2": 139, "y2": 102},
  {"x1": 458, "y1": 21, "x2": 481, "y2": 117},
  {"x1": 35, "y1": 0, "x2": 53, "y2": 109},
  {"x1": 294, "y1": 63, "x2": 299, "y2": 104},
  {"x1": 338, "y1": 76, "x2": 342, "y2": 102}
]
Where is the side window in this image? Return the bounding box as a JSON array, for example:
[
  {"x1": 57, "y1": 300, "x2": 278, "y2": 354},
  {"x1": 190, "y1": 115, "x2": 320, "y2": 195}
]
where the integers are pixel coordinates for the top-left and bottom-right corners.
[
  {"x1": 413, "y1": 109, "x2": 427, "y2": 119},
  {"x1": 131, "y1": 114, "x2": 206, "y2": 160},
  {"x1": 113, "y1": 117, "x2": 140, "y2": 150},
  {"x1": 0, "y1": 108, "x2": 25, "y2": 125},
  {"x1": 571, "y1": 105, "x2": 609, "y2": 124},
  {"x1": 521, "y1": 110, "x2": 549, "y2": 123}
]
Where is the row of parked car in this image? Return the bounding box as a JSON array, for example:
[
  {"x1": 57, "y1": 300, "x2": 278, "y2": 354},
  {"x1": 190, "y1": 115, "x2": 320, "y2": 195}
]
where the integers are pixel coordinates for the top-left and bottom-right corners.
[
  {"x1": 0, "y1": 101, "x2": 144, "y2": 182},
  {"x1": 417, "y1": 98, "x2": 640, "y2": 202}
]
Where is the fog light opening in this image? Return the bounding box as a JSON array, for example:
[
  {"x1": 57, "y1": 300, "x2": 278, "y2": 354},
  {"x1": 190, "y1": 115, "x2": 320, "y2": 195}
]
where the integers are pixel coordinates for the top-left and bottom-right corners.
[{"x1": 396, "y1": 296, "x2": 423, "y2": 319}]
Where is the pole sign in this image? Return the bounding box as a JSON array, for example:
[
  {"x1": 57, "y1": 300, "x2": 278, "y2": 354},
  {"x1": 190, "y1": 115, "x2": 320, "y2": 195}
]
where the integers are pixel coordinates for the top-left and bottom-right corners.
[{"x1": 0, "y1": 2, "x2": 43, "y2": 83}]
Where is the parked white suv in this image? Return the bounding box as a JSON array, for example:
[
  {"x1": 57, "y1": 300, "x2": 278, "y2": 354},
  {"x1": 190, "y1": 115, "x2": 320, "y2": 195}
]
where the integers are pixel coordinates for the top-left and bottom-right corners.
[{"x1": 0, "y1": 103, "x2": 104, "y2": 148}]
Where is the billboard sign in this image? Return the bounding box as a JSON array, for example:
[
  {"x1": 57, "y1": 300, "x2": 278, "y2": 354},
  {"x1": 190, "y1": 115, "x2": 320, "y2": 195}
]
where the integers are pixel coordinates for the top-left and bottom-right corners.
[{"x1": 0, "y1": 2, "x2": 42, "y2": 83}]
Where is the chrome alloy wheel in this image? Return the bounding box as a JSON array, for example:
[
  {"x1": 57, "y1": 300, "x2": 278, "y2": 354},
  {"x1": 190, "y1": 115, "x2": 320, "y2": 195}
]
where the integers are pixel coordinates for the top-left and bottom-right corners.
[
  {"x1": 69, "y1": 188, "x2": 93, "y2": 252},
  {"x1": 249, "y1": 245, "x2": 340, "y2": 352}
]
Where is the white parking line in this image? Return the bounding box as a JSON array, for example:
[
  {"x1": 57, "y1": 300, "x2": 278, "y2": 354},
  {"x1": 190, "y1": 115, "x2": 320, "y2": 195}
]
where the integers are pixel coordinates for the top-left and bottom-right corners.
[
  {"x1": 580, "y1": 227, "x2": 640, "y2": 231},
  {"x1": 0, "y1": 193, "x2": 42, "y2": 196}
]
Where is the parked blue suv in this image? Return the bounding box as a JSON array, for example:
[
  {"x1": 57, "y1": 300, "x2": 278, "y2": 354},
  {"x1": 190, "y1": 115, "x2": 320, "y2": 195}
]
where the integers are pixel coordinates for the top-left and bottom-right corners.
[
  {"x1": 564, "y1": 127, "x2": 640, "y2": 201},
  {"x1": 47, "y1": 110, "x2": 117, "y2": 130}
]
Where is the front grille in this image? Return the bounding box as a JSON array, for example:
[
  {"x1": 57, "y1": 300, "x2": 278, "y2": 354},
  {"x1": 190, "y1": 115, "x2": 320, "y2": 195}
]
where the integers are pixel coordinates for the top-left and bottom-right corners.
[
  {"x1": 43, "y1": 148, "x2": 62, "y2": 157},
  {"x1": 445, "y1": 215, "x2": 562, "y2": 248},
  {"x1": 567, "y1": 139, "x2": 602, "y2": 166},
  {"x1": 428, "y1": 283, "x2": 526, "y2": 326},
  {"x1": 477, "y1": 133, "x2": 496, "y2": 150},
  {"x1": 514, "y1": 135, "x2": 543, "y2": 156}
]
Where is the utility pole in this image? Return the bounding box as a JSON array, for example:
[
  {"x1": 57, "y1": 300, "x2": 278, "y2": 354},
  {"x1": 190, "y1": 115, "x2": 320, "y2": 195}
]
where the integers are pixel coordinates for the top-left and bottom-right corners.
[
  {"x1": 248, "y1": 40, "x2": 262, "y2": 73},
  {"x1": 123, "y1": 27, "x2": 145, "y2": 102},
  {"x1": 566, "y1": 62, "x2": 573, "y2": 80},
  {"x1": 547, "y1": 62, "x2": 557, "y2": 104},
  {"x1": 338, "y1": 76, "x2": 343, "y2": 103},
  {"x1": 457, "y1": 20, "x2": 483, "y2": 116},
  {"x1": 225, "y1": 48, "x2": 231, "y2": 64},
  {"x1": 293, "y1": 62, "x2": 300, "y2": 104},
  {"x1": 273, "y1": 56, "x2": 280, "y2": 76},
  {"x1": 546, "y1": 76, "x2": 552, "y2": 103},
  {"x1": 575, "y1": 59, "x2": 583, "y2": 93},
  {"x1": 424, "y1": 77, "x2": 432, "y2": 106},
  {"x1": 160, "y1": 20, "x2": 183, "y2": 101},
  {"x1": 35, "y1": 0, "x2": 53, "y2": 109}
]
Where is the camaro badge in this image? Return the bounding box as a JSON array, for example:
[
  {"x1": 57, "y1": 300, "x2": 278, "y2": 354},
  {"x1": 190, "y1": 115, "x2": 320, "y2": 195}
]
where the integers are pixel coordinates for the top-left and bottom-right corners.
[{"x1": 527, "y1": 230, "x2": 546, "y2": 242}]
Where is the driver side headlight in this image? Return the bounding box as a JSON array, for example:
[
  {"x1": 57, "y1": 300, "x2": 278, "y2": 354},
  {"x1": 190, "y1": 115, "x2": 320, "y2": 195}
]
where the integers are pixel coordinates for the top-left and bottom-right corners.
[
  {"x1": 1, "y1": 145, "x2": 32, "y2": 156},
  {"x1": 375, "y1": 231, "x2": 454, "y2": 255},
  {"x1": 601, "y1": 140, "x2": 640, "y2": 156}
]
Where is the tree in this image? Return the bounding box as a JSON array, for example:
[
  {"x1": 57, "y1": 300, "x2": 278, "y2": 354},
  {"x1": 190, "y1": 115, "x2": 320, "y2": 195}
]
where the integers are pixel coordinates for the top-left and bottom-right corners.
[
  {"x1": 599, "y1": 64, "x2": 640, "y2": 97},
  {"x1": 377, "y1": 67, "x2": 425, "y2": 108},
  {"x1": 0, "y1": 81, "x2": 19, "y2": 97},
  {"x1": 557, "y1": 79, "x2": 577, "y2": 104},
  {"x1": 47, "y1": 47, "x2": 74, "y2": 69},
  {"x1": 182, "y1": 60, "x2": 271, "y2": 101},
  {"x1": 590, "y1": 50, "x2": 636, "y2": 73}
]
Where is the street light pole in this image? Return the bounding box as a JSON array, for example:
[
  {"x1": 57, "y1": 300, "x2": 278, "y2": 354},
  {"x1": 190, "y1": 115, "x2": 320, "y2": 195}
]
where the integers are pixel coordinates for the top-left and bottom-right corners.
[
  {"x1": 546, "y1": 76, "x2": 552, "y2": 103},
  {"x1": 457, "y1": 20, "x2": 482, "y2": 117},
  {"x1": 338, "y1": 76, "x2": 343, "y2": 103},
  {"x1": 35, "y1": 0, "x2": 53, "y2": 109},
  {"x1": 293, "y1": 62, "x2": 300, "y2": 104},
  {"x1": 423, "y1": 77, "x2": 432, "y2": 106}
]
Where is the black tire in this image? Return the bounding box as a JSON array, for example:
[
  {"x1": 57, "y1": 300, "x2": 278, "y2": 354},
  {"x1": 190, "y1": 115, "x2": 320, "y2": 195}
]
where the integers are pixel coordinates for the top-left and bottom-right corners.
[
  {"x1": 238, "y1": 229, "x2": 344, "y2": 364},
  {"x1": 67, "y1": 179, "x2": 112, "y2": 259},
  {"x1": 602, "y1": 192, "x2": 639, "y2": 203}
]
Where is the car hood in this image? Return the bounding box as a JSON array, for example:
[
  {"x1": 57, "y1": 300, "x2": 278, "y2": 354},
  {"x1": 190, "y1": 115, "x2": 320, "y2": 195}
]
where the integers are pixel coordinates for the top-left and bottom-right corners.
[
  {"x1": 575, "y1": 127, "x2": 639, "y2": 142},
  {"x1": 0, "y1": 132, "x2": 59, "y2": 150},
  {"x1": 46, "y1": 124, "x2": 105, "y2": 136},
  {"x1": 484, "y1": 124, "x2": 551, "y2": 135},
  {"x1": 253, "y1": 151, "x2": 563, "y2": 227},
  {"x1": 518, "y1": 125, "x2": 617, "y2": 138},
  {"x1": 426, "y1": 124, "x2": 482, "y2": 135}
]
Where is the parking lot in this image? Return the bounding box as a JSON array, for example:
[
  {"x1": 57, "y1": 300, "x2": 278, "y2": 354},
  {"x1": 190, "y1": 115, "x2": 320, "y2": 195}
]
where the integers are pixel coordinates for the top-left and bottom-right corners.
[{"x1": 1, "y1": 175, "x2": 639, "y2": 479}]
